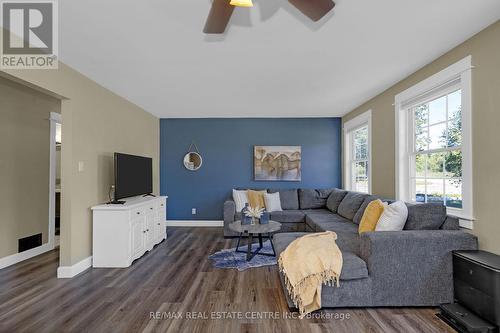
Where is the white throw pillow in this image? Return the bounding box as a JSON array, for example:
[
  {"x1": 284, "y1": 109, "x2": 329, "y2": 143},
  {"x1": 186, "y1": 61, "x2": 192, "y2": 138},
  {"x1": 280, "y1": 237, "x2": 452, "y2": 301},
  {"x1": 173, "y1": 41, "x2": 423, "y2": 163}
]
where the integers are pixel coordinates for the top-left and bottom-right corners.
[
  {"x1": 375, "y1": 201, "x2": 408, "y2": 231},
  {"x1": 232, "y1": 189, "x2": 249, "y2": 212},
  {"x1": 264, "y1": 192, "x2": 282, "y2": 212}
]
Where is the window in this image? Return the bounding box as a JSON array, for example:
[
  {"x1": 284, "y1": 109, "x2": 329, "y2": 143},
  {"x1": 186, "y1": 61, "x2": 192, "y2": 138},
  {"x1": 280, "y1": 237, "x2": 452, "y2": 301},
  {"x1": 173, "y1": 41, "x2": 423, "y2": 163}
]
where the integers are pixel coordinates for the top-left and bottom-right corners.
[
  {"x1": 344, "y1": 110, "x2": 371, "y2": 193},
  {"x1": 411, "y1": 89, "x2": 463, "y2": 208},
  {"x1": 395, "y1": 56, "x2": 473, "y2": 224}
]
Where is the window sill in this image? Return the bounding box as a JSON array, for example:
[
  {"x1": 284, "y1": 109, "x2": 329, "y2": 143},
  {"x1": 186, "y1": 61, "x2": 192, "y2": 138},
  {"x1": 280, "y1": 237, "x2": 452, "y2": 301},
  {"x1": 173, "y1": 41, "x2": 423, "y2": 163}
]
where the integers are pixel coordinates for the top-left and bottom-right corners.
[
  {"x1": 458, "y1": 219, "x2": 474, "y2": 230},
  {"x1": 446, "y1": 208, "x2": 474, "y2": 221},
  {"x1": 446, "y1": 208, "x2": 474, "y2": 230}
]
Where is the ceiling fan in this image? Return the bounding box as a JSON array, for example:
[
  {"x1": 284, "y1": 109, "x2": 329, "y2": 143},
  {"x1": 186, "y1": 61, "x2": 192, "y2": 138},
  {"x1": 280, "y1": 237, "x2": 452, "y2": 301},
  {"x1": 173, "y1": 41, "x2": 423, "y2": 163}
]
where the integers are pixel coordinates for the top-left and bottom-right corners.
[{"x1": 204, "y1": 0, "x2": 336, "y2": 34}]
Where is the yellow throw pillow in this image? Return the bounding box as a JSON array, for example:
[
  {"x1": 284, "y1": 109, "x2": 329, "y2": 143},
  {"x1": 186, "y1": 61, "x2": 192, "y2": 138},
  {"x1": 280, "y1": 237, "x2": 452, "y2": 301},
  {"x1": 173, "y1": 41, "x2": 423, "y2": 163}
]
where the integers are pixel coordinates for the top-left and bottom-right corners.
[
  {"x1": 358, "y1": 199, "x2": 385, "y2": 234},
  {"x1": 247, "y1": 190, "x2": 267, "y2": 209}
]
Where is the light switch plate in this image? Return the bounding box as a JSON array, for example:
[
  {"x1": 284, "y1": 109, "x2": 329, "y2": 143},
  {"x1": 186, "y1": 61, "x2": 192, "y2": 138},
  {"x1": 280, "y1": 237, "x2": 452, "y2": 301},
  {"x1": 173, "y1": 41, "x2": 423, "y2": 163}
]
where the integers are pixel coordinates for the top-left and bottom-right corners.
[
  {"x1": 192, "y1": 208, "x2": 196, "y2": 215},
  {"x1": 78, "y1": 161, "x2": 84, "y2": 172}
]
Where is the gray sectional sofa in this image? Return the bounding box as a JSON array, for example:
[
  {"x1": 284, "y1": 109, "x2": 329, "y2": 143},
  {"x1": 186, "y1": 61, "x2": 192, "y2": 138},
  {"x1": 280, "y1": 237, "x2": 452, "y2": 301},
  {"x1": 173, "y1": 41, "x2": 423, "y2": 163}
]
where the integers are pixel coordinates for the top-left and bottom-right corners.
[{"x1": 223, "y1": 188, "x2": 478, "y2": 308}]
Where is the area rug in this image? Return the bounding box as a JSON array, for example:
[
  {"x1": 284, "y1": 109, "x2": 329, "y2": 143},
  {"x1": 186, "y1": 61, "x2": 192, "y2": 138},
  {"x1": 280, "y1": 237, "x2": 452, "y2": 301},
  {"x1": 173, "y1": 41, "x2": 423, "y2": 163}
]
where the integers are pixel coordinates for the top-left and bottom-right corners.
[{"x1": 209, "y1": 240, "x2": 277, "y2": 271}]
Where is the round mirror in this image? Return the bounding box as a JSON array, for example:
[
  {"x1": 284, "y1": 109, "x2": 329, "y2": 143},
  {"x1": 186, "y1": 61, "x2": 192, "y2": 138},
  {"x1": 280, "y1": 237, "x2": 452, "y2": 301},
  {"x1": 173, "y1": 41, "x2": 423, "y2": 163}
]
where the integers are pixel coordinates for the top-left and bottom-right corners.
[{"x1": 183, "y1": 152, "x2": 203, "y2": 171}]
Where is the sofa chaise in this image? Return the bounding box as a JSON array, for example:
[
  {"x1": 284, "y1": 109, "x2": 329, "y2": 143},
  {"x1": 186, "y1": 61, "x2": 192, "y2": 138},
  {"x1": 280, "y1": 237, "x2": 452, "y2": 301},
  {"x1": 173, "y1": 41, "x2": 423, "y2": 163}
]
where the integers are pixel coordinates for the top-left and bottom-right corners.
[{"x1": 223, "y1": 188, "x2": 478, "y2": 308}]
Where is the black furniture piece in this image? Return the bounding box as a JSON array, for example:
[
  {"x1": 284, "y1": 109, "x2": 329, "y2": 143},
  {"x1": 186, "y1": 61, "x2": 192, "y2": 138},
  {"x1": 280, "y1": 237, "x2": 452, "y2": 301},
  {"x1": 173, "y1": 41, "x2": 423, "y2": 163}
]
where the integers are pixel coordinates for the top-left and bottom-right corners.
[
  {"x1": 229, "y1": 220, "x2": 281, "y2": 261},
  {"x1": 438, "y1": 303, "x2": 497, "y2": 333},
  {"x1": 438, "y1": 250, "x2": 500, "y2": 333}
]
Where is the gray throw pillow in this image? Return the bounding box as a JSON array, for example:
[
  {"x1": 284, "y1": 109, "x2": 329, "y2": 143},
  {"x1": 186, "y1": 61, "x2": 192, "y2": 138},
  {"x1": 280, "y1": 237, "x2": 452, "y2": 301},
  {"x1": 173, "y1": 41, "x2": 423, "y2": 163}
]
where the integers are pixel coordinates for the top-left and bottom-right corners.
[
  {"x1": 404, "y1": 203, "x2": 447, "y2": 230},
  {"x1": 299, "y1": 189, "x2": 334, "y2": 210},
  {"x1": 326, "y1": 189, "x2": 348, "y2": 213},
  {"x1": 353, "y1": 195, "x2": 380, "y2": 224},
  {"x1": 268, "y1": 189, "x2": 299, "y2": 210},
  {"x1": 441, "y1": 216, "x2": 460, "y2": 230},
  {"x1": 337, "y1": 192, "x2": 369, "y2": 221}
]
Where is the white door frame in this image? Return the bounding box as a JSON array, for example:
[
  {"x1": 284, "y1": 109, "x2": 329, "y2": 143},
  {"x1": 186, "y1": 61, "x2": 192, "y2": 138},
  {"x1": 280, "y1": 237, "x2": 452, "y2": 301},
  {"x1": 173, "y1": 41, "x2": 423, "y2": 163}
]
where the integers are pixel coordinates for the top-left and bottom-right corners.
[
  {"x1": 0, "y1": 112, "x2": 61, "y2": 269},
  {"x1": 48, "y1": 112, "x2": 61, "y2": 250}
]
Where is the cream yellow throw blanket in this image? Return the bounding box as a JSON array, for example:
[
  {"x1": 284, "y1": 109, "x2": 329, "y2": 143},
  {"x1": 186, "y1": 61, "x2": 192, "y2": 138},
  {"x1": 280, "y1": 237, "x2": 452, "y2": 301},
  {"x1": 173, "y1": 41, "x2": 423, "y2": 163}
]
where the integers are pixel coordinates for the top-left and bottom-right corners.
[{"x1": 278, "y1": 231, "x2": 343, "y2": 317}]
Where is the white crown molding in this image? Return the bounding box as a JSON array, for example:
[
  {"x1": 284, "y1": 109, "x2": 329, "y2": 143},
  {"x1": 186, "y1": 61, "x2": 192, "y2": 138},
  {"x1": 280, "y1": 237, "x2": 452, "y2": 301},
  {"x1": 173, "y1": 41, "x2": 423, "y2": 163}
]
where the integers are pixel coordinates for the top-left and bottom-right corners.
[{"x1": 57, "y1": 256, "x2": 92, "y2": 279}]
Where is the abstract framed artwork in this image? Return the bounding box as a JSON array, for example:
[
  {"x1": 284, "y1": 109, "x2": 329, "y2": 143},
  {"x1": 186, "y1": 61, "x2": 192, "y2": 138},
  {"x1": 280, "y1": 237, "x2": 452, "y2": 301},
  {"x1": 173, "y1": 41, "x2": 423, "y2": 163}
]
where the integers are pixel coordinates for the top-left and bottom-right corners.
[{"x1": 254, "y1": 146, "x2": 301, "y2": 181}]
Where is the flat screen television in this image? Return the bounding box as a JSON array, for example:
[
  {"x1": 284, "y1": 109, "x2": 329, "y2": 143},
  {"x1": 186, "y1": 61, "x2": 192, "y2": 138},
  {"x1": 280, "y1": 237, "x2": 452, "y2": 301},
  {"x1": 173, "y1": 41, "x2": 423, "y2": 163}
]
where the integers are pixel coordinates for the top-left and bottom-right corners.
[{"x1": 114, "y1": 153, "x2": 153, "y2": 200}]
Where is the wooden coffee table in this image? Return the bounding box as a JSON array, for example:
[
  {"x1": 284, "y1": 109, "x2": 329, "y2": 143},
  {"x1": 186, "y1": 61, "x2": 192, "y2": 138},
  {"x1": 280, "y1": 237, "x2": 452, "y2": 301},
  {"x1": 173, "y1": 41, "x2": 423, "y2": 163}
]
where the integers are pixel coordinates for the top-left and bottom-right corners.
[{"x1": 229, "y1": 220, "x2": 282, "y2": 261}]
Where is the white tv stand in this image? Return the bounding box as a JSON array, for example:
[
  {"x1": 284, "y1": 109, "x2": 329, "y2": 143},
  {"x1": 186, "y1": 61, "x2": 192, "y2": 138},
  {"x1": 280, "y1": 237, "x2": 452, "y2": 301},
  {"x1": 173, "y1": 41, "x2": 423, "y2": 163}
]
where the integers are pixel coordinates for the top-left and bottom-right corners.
[{"x1": 91, "y1": 195, "x2": 167, "y2": 268}]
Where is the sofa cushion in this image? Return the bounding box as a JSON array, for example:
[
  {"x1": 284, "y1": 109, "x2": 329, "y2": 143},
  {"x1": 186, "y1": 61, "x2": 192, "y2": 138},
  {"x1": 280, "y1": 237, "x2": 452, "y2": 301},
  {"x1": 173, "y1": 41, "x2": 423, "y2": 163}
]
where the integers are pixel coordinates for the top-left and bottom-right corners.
[
  {"x1": 270, "y1": 210, "x2": 305, "y2": 223},
  {"x1": 299, "y1": 189, "x2": 334, "y2": 209},
  {"x1": 268, "y1": 189, "x2": 299, "y2": 210},
  {"x1": 305, "y1": 214, "x2": 358, "y2": 233},
  {"x1": 326, "y1": 189, "x2": 348, "y2": 213},
  {"x1": 404, "y1": 203, "x2": 447, "y2": 230},
  {"x1": 273, "y1": 233, "x2": 368, "y2": 281},
  {"x1": 337, "y1": 192, "x2": 369, "y2": 221},
  {"x1": 234, "y1": 212, "x2": 242, "y2": 221},
  {"x1": 304, "y1": 213, "x2": 361, "y2": 254},
  {"x1": 274, "y1": 232, "x2": 309, "y2": 257},
  {"x1": 441, "y1": 215, "x2": 460, "y2": 230},
  {"x1": 353, "y1": 195, "x2": 380, "y2": 224},
  {"x1": 302, "y1": 209, "x2": 333, "y2": 216},
  {"x1": 341, "y1": 252, "x2": 369, "y2": 280}
]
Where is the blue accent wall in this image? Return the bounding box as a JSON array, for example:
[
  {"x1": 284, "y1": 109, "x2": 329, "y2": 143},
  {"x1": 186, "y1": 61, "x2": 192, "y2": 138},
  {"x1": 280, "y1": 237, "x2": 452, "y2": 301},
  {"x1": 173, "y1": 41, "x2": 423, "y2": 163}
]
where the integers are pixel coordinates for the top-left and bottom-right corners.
[{"x1": 160, "y1": 118, "x2": 342, "y2": 220}]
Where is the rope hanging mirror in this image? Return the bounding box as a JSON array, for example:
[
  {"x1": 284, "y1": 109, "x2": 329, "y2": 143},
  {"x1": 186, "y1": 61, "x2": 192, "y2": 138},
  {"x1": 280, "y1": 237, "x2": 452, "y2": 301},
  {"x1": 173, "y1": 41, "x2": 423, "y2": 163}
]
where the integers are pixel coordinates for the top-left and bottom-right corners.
[{"x1": 183, "y1": 142, "x2": 203, "y2": 171}]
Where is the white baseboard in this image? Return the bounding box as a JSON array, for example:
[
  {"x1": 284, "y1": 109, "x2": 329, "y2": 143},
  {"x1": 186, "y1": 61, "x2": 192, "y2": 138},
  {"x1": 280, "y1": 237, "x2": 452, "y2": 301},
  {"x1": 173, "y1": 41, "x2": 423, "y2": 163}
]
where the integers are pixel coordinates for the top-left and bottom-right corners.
[
  {"x1": 57, "y1": 256, "x2": 92, "y2": 279},
  {"x1": 0, "y1": 242, "x2": 54, "y2": 270},
  {"x1": 166, "y1": 220, "x2": 223, "y2": 227}
]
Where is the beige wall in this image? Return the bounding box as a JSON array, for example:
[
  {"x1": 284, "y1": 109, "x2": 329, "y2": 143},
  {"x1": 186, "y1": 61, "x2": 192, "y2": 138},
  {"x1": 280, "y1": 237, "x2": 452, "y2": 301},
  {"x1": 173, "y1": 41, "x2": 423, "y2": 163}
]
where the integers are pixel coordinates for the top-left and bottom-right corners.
[
  {"x1": 343, "y1": 20, "x2": 500, "y2": 254},
  {"x1": 1, "y1": 54, "x2": 160, "y2": 266},
  {"x1": 0, "y1": 77, "x2": 61, "y2": 257}
]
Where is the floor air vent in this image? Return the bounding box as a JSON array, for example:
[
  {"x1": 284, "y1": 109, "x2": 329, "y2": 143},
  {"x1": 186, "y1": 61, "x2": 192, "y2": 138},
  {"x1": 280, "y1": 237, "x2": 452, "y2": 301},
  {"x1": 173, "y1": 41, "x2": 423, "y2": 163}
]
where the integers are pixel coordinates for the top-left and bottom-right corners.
[{"x1": 18, "y1": 233, "x2": 42, "y2": 252}]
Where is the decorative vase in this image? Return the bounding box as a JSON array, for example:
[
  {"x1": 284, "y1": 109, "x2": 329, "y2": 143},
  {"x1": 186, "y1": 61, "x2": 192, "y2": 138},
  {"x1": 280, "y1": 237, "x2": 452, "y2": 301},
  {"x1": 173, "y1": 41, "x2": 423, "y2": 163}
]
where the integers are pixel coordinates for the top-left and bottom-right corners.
[
  {"x1": 241, "y1": 203, "x2": 251, "y2": 225},
  {"x1": 260, "y1": 211, "x2": 269, "y2": 224}
]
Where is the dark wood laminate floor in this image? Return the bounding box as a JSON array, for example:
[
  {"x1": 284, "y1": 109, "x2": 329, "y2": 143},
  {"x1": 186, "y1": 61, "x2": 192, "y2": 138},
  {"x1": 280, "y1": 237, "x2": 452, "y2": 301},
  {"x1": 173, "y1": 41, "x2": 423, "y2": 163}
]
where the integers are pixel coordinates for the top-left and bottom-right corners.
[{"x1": 0, "y1": 227, "x2": 455, "y2": 333}]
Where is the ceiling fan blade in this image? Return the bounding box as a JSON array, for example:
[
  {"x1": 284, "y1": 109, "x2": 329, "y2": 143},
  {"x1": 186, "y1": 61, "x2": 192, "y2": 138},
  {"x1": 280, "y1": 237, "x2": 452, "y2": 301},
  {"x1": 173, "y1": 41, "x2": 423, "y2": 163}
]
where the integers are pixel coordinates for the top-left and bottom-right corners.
[
  {"x1": 288, "y1": 0, "x2": 335, "y2": 22},
  {"x1": 204, "y1": 0, "x2": 235, "y2": 34}
]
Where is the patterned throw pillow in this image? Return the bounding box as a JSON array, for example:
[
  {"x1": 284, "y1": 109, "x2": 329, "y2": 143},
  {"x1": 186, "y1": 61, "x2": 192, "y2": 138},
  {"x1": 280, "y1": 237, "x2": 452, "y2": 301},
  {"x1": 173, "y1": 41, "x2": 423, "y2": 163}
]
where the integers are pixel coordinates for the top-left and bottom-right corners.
[{"x1": 375, "y1": 201, "x2": 408, "y2": 231}]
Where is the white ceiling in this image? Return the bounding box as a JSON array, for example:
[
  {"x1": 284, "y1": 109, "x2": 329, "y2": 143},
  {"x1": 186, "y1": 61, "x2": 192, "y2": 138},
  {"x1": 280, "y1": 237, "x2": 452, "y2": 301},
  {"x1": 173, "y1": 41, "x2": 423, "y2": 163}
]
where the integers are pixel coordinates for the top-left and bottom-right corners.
[{"x1": 59, "y1": 0, "x2": 500, "y2": 118}]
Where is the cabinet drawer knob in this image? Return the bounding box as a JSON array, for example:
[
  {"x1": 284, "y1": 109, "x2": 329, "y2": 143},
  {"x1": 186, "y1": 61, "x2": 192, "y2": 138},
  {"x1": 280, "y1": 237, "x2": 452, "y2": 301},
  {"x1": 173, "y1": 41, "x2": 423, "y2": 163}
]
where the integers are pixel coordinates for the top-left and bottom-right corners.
[
  {"x1": 136, "y1": 212, "x2": 140, "y2": 215},
  {"x1": 143, "y1": 230, "x2": 146, "y2": 233},
  {"x1": 150, "y1": 207, "x2": 153, "y2": 210},
  {"x1": 157, "y1": 223, "x2": 161, "y2": 226}
]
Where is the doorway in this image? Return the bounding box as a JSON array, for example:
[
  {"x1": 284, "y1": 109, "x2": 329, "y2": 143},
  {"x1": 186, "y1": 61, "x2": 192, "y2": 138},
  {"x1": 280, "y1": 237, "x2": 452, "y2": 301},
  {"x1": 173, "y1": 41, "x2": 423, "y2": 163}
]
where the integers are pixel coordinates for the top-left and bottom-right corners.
[{"x1": 0, "y1": 77, "x2": 62, "y2": 269}]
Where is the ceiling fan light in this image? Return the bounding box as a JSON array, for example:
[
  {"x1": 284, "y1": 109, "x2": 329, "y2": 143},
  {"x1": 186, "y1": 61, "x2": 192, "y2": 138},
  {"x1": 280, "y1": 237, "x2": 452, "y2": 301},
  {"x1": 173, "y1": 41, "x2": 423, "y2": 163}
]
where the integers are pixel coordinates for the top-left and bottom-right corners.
[{"x1": 229, "y1": 0, "x2": 253, "y2": 7}]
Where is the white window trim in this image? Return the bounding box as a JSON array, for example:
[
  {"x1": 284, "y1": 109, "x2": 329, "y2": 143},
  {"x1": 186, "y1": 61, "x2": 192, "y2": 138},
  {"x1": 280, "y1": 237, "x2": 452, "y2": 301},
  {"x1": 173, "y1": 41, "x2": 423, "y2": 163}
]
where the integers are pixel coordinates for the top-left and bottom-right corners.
[
  {"x1": 395, "y1": 56, "x2": 474, "y2": 226},
  {"x1": 344, "y1": 110, "x2": 372, "y2": 194}
]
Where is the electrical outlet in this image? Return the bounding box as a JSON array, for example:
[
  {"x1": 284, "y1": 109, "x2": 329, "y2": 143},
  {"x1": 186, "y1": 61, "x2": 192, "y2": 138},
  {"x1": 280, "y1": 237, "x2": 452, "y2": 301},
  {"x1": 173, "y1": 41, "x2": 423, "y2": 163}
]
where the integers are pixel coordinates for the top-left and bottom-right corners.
[{"x1": 192, "y1": 208, "x2": 197, "y2": 215}]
